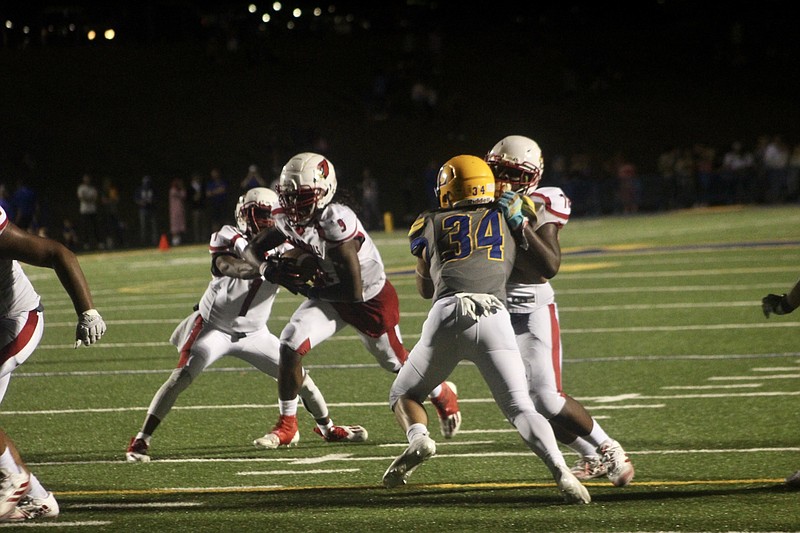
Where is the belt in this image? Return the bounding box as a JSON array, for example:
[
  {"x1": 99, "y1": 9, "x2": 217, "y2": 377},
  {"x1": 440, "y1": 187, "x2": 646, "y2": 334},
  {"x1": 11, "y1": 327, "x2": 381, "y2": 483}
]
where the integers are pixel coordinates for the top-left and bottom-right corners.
[{"x1": 507, "y1": 295, "x2": 536, "y2": 304}]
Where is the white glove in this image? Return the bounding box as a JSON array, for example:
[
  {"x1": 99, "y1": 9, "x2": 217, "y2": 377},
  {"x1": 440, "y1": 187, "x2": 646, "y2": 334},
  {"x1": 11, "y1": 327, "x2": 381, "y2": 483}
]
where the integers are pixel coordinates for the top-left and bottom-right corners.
[
  {"x1": 455, "y1": 293, "x2": 504, "y2": 321},
  {"x1": 74, "y1": 309, "x2": 106, "y2": 348}
]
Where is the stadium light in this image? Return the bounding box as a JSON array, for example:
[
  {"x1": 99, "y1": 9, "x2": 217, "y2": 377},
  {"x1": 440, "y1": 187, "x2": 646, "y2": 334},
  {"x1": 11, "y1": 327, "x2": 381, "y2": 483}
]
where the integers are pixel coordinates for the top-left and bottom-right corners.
[
  {"x1": 262, "y1": 13, "x2": 271, "y2": 22},
  {"x1": 292, "y1": 8, "x2": 301, "y2": 18},
  {"x1": 273, "y1": 2, "x2": 282, "y2": 11},
  {"x1": 87, "y1": 30, "x2": 96, "y2": 40},
  {"x1": 248, "y1": 4, "x2": 257, "y2": 13},
  {"x1": 104, "y1": 29, "x2": 115, "y2": 40}
]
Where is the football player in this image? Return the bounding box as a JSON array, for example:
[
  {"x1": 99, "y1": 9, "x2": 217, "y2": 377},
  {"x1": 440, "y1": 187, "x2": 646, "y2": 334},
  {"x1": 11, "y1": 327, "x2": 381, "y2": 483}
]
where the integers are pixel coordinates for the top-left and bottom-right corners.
[
  {"x1": 486, "y1": 135, "x2": 634, "y2": 487},
  {"x1": 126, "y1": 187, "x2": 365, "y2": 462},
  {"x1": 242, "y1": 153, "x2": 461, "y2": 447},
  {"x1": 761, "y1": 277, "x2": 800, "y2": 488},
  {"x1": 0, "y1": 204, "x2": 106, "y2": 520},
  {"x1": 383, "y1": 155, "x2": 590, "y2": 503}
]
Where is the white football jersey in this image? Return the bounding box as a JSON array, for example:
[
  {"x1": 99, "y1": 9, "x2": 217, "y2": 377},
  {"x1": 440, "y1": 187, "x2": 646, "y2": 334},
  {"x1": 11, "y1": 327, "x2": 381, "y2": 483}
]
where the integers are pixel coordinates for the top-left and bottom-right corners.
[
  {"x1": 198, "y1": 224, "x2": 281, "y2": 335},
  {"x1": 506, "y1": 187, "x2": 571, "y2": 313},
  {"x1": 272, "y1": 202, "x2": 386, "y2": 301},
  {"x1": 0, "y1": 206, "x2": 40, "y2": 317}
]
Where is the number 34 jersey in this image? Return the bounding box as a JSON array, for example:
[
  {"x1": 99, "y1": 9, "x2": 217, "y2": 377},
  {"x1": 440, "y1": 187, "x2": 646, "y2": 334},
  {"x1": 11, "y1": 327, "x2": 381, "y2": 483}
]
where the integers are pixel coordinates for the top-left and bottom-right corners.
[{"x1": 409, "y1": 204, "x2": 516, "y2": 302}]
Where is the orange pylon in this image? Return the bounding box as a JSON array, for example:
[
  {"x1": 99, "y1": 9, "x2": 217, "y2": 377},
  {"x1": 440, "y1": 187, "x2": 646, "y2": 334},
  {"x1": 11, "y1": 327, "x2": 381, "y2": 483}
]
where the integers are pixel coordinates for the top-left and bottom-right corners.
[{"x1": 158, "y1": 234, "x2": 170, "y2": 251}]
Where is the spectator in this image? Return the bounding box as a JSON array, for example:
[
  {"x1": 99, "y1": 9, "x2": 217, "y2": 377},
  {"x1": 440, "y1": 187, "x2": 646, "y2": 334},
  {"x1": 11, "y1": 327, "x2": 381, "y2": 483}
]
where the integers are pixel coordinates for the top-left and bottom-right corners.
[
  {"x1": 422, "y1": 159, "x2": 440, "y2": 211},
  {"x1": 787, "y1": 142, "x2": 800, "y2": 202},
  {"x1": 205, "y1": 167, "x2": 228, "y2": 233},
  {"x1": 612, "y1": 153, "x2": 640, "y2": 214},
  {"x1": 674, "y1": 148, "x2": 696, "y2": 208},
  {"x1": 360, "y1": 167, "x2": 381, "y2": 231},
  {"x1": 657, "y1": 146, "x2": 681, "y2": 210},
  {"x1": 188, "y1": 173, "x2": 206, "y2": 243},
  {"x1": 10, "y1": 178, "x2": 36, "y2": 232},
  {"x1": 240, "y1": 164, "x2": 266, "y2": 192},
  {"x1": 76, "y1": 173, "x2": 100, "y2": 250},
  {"x1": 693, "y1": 143, "x2": 717, "y2": 207},
  {"x1": 720, "y1": 141, "x2": 755, "y2": 204},
  {"x1": 61, "y1": 217, "x2": 79, "y2": 250},
  {"x1": 135, "y1": 175, "x2": 158, "y2": 247},
  {"x1": 168, "y1": 177, "x2": 187, "y2": 246},
  {"x1": 100, "y1": 177, "x2": 124, "y2": 249},
  {"x1": 763, "y1": 135, "x2": 789, "y2": 203}
]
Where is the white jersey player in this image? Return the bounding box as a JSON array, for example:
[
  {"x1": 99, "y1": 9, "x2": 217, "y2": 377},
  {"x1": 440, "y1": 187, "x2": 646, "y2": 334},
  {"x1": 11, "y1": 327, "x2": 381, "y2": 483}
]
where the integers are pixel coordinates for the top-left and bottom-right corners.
[
  {"x1": 0, "y1": 205, "x2": 106, "y2": 521},
  {"x1": 243, "y1": 153, "x2": 461, "y2": 448},
  {"x1": 382, "y1": 155, "x2": 590, "y2": 504},
  {"x1": 126, "y1": 188, "x2": 366, "y2": 463},
  {"x1": 486, "y1": 135, "x2": 634, "y2": 487}
]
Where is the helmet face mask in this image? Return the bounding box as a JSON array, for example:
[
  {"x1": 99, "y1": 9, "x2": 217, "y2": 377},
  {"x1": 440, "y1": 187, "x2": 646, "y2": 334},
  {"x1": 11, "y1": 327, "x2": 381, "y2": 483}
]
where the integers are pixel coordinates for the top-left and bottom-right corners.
[
  {"x1": 436, "y1": 155, "x2": 496, "y2": 209},
  {"x1": 236, "y1": 187, "x2": 278, "y2": 236},
  {"x1": 278, "y1": 153, "x2": 337, "y2": 226},
  {"x1": 485, "y1": 135, "x2": 544, "y2": 195}
]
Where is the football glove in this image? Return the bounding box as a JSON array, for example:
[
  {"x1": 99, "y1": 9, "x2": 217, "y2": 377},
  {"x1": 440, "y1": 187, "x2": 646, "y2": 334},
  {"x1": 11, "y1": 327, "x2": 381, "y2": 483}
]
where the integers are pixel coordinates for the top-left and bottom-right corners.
[
  {"x1": 455, "y1": 292, "x2": 504, "y2": 321},
  {"x1": 259, "y1": 257, "x2": 314, "y2": 296},
  {"x1": 497, "y1": 191, "x2": 525, "y2": 231},
  {"x1": 520, "y1": 194, "x2": 538, "y2": 225},
  {"x1": 74, "y1": 309, "x2": 106, "y2": 348},
  {"x1": 762, "y1": 293, "x2": 796, "y2": 318}
]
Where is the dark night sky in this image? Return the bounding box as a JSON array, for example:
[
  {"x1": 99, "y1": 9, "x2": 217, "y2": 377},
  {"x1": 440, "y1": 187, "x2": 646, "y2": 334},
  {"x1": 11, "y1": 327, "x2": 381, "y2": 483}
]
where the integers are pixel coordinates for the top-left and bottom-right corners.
[{"x1": 1, "y1": 1, "x2": 798, "y2": 230}]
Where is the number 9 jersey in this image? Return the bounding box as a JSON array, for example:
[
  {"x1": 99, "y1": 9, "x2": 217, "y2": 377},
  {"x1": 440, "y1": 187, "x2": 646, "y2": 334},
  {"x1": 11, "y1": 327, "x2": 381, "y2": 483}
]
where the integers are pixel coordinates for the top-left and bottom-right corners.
[{"x1": 408, "y1": 205, "x2": 516, "y2": 302}]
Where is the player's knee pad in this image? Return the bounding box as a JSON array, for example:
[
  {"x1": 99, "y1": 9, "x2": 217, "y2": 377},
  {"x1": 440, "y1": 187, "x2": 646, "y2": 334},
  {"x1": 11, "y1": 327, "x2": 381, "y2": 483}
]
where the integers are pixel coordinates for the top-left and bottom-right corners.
[
  {"x1": 531, "y1": 390, "x2": 567, "y2": 419},
  {"x1": 165, "y1": 367, "x2": 194, "y2": 393}
]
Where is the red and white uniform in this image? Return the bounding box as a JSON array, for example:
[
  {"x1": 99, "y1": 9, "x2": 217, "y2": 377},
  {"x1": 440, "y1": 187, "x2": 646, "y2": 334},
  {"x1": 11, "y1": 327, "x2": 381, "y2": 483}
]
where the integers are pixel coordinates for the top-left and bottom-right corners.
[
  {"x1": 0, "y1": 206, "x2": 45, "y2": 400},
  {"x1": 272, "y1": 202, "x2": 406, "y2": 372},
  {"x1": 506, "y1": 187, "x2": 573, "y2": 418},
  {"x1": 170, "y1": 225, "x2": 285, "y2": 379}
]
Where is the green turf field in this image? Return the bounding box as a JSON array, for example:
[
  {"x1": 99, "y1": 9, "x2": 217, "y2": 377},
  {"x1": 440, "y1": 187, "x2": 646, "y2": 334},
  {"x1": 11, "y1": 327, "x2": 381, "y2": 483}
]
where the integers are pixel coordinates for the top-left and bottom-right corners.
[{"x1": 4, "y1": 204, "x2": 799, "y2": 532}]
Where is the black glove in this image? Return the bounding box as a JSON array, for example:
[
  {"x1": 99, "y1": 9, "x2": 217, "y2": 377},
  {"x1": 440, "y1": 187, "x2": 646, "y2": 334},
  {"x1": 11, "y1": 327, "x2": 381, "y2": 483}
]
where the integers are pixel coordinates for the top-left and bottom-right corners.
[{"x1": 762, "y1": 293, "x2": 795, "y2": 318}]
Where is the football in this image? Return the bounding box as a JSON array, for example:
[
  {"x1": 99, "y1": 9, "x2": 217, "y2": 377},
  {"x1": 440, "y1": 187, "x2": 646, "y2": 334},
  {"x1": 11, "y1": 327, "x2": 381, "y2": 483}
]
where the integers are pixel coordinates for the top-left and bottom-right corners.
[{"x1": 279, "y1": 247, "x2": 319, "y2": 282}]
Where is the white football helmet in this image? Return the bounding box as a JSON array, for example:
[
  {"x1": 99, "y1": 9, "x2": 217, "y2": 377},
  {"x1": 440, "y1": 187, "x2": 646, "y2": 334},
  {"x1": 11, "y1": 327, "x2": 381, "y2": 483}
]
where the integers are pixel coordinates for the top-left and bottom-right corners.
[
  {"x1": 236, "y1": 187, "x2": 278, "y2": 236},
  {"x1": 485, "y1": 135, "x2": 544, "y2": 195},
  {"x1": 277, "y1": 152, "x2": 337, "y2": 226}
]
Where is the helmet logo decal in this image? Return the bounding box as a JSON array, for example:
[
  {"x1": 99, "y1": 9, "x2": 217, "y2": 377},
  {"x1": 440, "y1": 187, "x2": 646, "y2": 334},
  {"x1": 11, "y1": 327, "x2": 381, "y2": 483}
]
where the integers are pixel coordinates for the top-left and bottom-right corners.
[{"x1": 317, "y1": 159, "x2": 330, "y2": 180}]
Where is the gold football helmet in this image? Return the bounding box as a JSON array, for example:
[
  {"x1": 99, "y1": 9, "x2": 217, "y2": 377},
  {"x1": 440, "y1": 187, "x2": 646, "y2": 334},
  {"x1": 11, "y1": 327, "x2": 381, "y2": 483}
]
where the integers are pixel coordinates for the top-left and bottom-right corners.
[{"x1": 436, "y1": 155, "x2": 496, "y2": 208}]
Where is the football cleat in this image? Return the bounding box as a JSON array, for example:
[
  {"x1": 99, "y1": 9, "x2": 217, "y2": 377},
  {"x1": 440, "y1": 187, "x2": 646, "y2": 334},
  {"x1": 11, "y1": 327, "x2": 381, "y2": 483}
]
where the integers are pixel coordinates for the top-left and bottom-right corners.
[
  {"x1": 786, "y1": 470, "x2": 800, "y2": 489},
  {"x1": 0, "y1": 471, "x2": 31, "y2": 519},
  {"x1": 554, "y1": 464, "x2": 591, "y2": 504},
  {"x1": 598, "y1": 439, "x2": 634, "y2": 487},
  {"x1": 126, "y1": 437, "x2": 151, "y2": 463},
  {"x1": 253, "y1": 415, "x2": 299, "y2": 449},
  {"x1": 313, "y1": 425, "x2": 368, "y2": 443},
  {"x1": 430, "y1": 381, "x2": 461, "y2": 439},
  {"x1": 2, "y1": 492, "x2": 59, "y2": 521},
  {"x1": 570, "y1": 456, "x2": 607, "y2": 480},
  {"x1": 382, "y1": 434, "x2": 436, "y2": 489}
]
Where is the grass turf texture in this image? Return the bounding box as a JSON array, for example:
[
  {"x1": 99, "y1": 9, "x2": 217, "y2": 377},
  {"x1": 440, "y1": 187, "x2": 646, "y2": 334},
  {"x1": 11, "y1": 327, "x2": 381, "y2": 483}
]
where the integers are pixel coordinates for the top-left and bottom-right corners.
[{"x1": 4, "y1": 204, "x2": 799, "y2": 532}]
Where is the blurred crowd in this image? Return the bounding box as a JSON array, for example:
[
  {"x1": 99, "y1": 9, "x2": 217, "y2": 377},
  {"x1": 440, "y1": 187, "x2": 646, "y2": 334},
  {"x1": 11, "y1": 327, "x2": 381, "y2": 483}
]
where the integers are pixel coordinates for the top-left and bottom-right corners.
[
  {"x1": 543, "y1": 134, "x2": 800, "y2": 218},
  {"x1": 1, "y1": 132, "x2": 798, "y2": 253}
]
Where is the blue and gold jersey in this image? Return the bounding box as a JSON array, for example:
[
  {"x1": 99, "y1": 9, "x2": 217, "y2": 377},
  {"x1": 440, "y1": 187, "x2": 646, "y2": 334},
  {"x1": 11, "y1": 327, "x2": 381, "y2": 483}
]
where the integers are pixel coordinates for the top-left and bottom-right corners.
[{"x1": 409, "y1": 204, "x2": 515, "y2": 302}]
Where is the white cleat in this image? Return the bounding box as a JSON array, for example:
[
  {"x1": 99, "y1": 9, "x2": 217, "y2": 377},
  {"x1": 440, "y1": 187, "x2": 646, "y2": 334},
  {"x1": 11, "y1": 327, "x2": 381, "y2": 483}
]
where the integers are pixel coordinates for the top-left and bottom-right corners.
[
  {"x1": 253, "y1": 430, "x2": 300, "y2": 449},
  {"x1": 570, "y1": 456, "x2": 607, "y2": 480},
  {"x1": 555, "y1": 464, "x2": 591, "y2": 504},
  {"x1": 382, "y1": 435, "x2": 436, "y2": 488},
  {"x1": 314, "y1": 425, "x2": 368, "y2": 443},
  {"x1": 598, "y1": 439, "x2": 634, "y2": 487},
  {"x1": 2, "y1": 492, "x2": 59, "y2": 521},
  {"x1": 0, "y1": 471, "x2": 31, "y2": 519}
]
